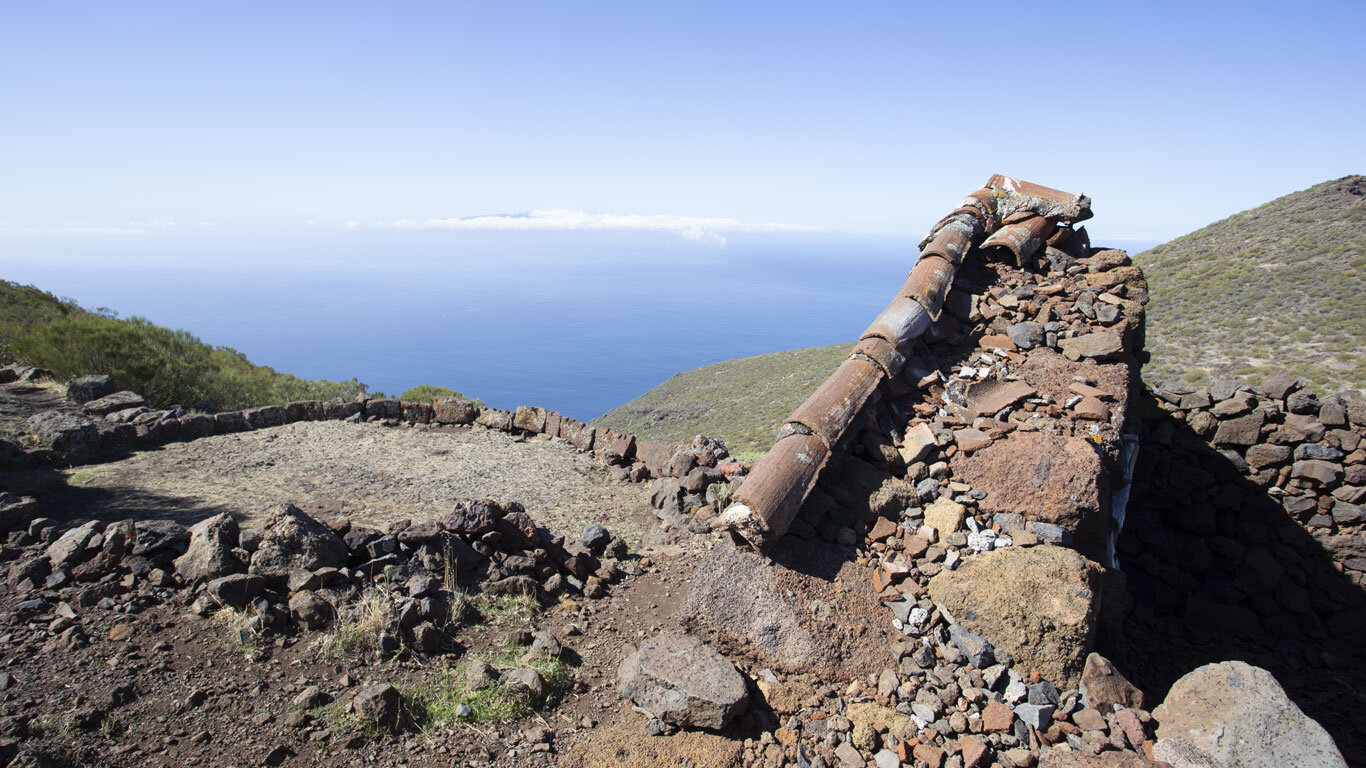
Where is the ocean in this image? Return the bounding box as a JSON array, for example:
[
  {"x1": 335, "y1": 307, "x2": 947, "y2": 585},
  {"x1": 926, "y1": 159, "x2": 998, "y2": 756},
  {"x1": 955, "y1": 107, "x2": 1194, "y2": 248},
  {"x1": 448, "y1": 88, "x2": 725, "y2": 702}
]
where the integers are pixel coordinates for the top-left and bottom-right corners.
[{"x1": 0, "y1": 229, "x2": 1156, "y2": 421}]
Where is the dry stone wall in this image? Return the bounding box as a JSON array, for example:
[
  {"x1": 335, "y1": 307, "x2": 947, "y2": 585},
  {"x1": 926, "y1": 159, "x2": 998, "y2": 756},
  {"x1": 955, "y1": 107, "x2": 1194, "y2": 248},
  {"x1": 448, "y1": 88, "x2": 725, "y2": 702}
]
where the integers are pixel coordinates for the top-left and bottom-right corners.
[{"x1": 1, "y1": 375, "x2": 736, "y2": 489}]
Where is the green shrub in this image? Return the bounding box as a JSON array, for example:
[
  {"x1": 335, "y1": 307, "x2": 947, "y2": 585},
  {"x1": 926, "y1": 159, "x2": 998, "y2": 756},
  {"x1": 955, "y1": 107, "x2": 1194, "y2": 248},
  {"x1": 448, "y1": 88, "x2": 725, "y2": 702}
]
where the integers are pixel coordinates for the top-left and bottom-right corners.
[
  {"x1": 398, "y1": 384, "x2": 483, "y2": 407},
  {"x1": 6, "y1": 293, "x2": 368, "y2": 410}
]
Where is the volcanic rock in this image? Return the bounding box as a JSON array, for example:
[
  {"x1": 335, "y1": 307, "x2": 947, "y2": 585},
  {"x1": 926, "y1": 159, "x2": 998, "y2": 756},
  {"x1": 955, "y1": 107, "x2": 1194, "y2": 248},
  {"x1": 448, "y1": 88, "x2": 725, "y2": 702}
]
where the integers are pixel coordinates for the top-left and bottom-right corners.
[
  {"x1": 928, "y1": 544, "x2": 1102, "y2": 688},
  {"x1": 1153, "y1": 661, "x2": 1345, "y2": 768},
  {"x1": 174, "y1": 513, "x2": 243, "y2": 582},
  {"x1": 617, "y1": 632, "x2": 749, "y2": 730},
  {"x1": 248, "y1": 504, "x2": 347, "y2": 585}
]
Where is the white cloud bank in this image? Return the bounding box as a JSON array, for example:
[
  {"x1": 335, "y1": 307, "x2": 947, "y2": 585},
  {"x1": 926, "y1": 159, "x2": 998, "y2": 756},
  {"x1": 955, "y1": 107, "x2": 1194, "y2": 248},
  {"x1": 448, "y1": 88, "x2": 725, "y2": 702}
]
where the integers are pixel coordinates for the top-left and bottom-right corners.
[{"x1": 383, "y1": 209, "x2": 820, "y2": 245}]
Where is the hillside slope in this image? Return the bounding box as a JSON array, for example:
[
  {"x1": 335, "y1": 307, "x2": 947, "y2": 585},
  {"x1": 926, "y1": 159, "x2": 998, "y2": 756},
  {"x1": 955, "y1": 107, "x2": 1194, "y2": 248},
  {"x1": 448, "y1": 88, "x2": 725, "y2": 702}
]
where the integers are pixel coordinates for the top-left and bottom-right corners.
[
  {"x1": 592, "y1": 343, "x2": 854, "y2": 454},
  {"x1": 0, "y1": 278, "x2": 369, "y2": 410},
  {"x1": 1134, "y1": 175, "x2": 1366, "y2": 394}
]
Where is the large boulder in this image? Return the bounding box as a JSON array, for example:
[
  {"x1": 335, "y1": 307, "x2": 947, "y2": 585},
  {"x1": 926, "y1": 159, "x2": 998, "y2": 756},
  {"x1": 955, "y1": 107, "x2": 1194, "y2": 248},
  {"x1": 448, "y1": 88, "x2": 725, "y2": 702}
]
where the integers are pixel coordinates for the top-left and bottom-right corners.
[
  {"x1": 46, "y1": 520, "x2": 103, "y2": 571},
  {"x1": 617, "y1": 632, "x2": 749, "y2": 730},
  {"x1": 0, "y1": 494, "x2": 39, "y2": 534},
  {"x1": 1153, "y1": 661, "x2": 1345, "y2": 768},
  {"x1": 950, "y1": 432, "x2": 1111, "y2": 560},
  {"x1": 1039, "y1": 751, "x2": 1173, "y2": 767},
  {"x1": 82, "y1": 391, "x2": 147, "y2": 416},
  {"x1": 564, "y1": 719, "x2": 743, "y2": 768},
  {"x1": 24, "y1": 411, "x2": 100, "y2": 461},
  {"x1": 248, "y1": 504, "x2": 347, "y2": 584},
  {"x1": 66, "y1": 374, "x2": 114, "y2": 404},
  {"x1": 679, "y1": 539, "x2": 894, "y2": 678},
  {"x1": 173, "y1": 513, "x2": 243, "y2": 582},
  {"x1": 928, "y1": 544, "x2": 1103, "y2": 689},
  {"x1": 432, "y1": 396, "x2": 479, "y2": 425}
]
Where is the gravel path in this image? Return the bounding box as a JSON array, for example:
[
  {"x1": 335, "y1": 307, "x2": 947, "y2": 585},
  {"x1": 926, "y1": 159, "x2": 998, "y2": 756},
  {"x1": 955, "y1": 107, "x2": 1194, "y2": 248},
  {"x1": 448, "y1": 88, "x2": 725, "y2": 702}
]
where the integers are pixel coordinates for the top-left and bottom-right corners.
[{"x1": 16, "y1": 421, "x2": 654, "y2": 539}]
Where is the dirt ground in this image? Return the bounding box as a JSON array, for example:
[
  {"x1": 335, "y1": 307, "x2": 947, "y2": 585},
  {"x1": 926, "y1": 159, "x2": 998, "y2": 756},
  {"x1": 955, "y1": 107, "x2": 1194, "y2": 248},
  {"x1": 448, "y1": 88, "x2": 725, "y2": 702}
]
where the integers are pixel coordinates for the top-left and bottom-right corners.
[
  {"x1": 5, "y1": 421, "x2": 656, "y2": 544},
  {"x1": 0, "y1": 383, "x2": 730, "y2": 767},
  {"x1": 0, "y1": 522, "x2": 713, "y2": 768}
]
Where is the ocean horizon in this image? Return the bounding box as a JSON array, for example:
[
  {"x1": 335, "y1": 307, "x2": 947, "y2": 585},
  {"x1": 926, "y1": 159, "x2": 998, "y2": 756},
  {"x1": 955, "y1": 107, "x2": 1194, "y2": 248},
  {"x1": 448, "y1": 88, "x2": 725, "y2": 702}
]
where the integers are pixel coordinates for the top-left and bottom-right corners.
[{"x1": 0, "y1": 229, "x2": 1157, "y2": 421}]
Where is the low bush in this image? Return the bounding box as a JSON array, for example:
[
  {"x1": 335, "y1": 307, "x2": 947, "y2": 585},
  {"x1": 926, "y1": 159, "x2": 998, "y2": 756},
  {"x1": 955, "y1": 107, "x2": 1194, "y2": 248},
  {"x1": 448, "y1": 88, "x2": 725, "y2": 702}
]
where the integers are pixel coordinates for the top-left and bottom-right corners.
[{"x1": 1, "y1": 278, "x2": 369, "y2": 410}]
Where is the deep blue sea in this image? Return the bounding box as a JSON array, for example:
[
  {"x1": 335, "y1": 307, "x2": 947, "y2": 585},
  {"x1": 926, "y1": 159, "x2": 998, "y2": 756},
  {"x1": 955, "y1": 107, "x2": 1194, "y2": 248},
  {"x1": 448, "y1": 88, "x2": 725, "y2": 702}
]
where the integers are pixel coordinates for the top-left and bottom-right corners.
[{"x1": 0, "y1": 230, "x2": 1156, "y2": 421}]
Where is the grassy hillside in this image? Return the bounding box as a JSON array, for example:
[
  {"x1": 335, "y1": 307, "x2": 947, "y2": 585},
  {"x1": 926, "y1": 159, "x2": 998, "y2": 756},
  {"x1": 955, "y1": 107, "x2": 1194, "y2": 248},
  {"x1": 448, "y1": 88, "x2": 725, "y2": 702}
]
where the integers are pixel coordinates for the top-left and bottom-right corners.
[
  {"x1": 0, "y1": 279, "x2": 369, "y2": 410},
  {"x1": 1134, "y1": 175, "x2": 1366, "y2": 394},
  {"x1": 592, "y1": 343, "x2": 854, "y2": 455}
]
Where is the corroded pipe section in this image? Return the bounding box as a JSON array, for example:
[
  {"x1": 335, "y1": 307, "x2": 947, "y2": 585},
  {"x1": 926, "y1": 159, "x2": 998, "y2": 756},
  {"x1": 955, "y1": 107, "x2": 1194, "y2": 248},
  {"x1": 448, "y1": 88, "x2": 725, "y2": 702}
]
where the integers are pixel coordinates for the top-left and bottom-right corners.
[
  {"x1": 716, "y1": 433, "x2": 830, "y2": 548},
  {"x1": 899, "y1": 255, "x2": 956, "y2": 320},
  {"x1": 919, "y1": 213, "x2": 983, "y2": 268},
  {"x1": 980, "y1": 213, "x2": 1055, "y2": 267},
  {"x1": 861, "y1": 295, "x2": 932, "y2": 348},
  {"x1": 851, "y1": 337, "x2": 903, "y2": 378},
  {"x1": 786, "y1": 357, "x2": 884, "y2": 450}
]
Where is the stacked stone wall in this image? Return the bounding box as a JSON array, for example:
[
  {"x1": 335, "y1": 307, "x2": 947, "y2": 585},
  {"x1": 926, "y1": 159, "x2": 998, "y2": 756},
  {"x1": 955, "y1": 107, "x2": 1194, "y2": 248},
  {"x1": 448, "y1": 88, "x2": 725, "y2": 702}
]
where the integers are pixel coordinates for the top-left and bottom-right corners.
[{"x1": 0, "y1": 376, "x2": 729, "y2": 485}]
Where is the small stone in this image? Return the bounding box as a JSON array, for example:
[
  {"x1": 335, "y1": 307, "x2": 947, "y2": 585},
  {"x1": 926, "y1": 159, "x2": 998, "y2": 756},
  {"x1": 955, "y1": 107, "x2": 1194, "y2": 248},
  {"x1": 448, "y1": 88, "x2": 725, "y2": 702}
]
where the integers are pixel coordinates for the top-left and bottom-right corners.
[
  {"x1": 983, "y1": 701, "x2": 1014, "y2": 732},
  {"x1": 961, "y1": 735, "x2": 988, "y2": 768},
  {"x1": 1058, "y1": 331, "x2": 1122, "y2": 361},
  {"x1": 1013, "y1": 702, "x2": 1054, "y2": 731},
  {"x1": 351, "y1": 684, "x2": 400, "y2": 731},
  {"x1": 206, "y1": 573, "x2": 265, "y2": 610},
  {"x1": 874, "y1": 749, "x2": 901, "y2": 768},
  {"x1": 925, "y1": 497, "x2": 966, "y2": 536},
  {"x1": 505, "y1": 667, "x2": 546, "y2": 704},
  {"x1": 953, "y1": 428, "x2": 994, "y2": 452},
  {"x1": 580, "y1": 524, "x2": 611, "y2": 553},
  {"x1": 1072, "y1": 707, "x2": 1108, "y2": 732},
  {"x1": 1008, "y1": 322, "x2": 1045, "y2": 350},
  {"x1": 262, "y1": 744, "x2": 293, "y2": 766},
  {"x1": 950, "y1": 624, "x2": 995, "y2": 668},
  {"x1": 291, "y1": 685, "x2": 328, "y2": 709}
]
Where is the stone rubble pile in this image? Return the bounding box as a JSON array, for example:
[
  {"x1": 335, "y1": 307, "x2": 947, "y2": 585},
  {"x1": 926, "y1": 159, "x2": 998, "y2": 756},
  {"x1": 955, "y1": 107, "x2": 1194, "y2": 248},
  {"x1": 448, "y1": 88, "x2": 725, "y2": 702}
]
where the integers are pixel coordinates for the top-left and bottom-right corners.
[{"x1": 0, "y1": 496, "x2": 635, "y2": 666}]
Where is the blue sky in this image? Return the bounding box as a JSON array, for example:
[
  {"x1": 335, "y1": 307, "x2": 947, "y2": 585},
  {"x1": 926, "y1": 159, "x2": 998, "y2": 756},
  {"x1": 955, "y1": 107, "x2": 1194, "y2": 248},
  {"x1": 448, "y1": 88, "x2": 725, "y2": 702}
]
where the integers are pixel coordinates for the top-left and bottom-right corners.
[{"x1": 2, "y1": 0, "x2": 1364, "y2": 248}]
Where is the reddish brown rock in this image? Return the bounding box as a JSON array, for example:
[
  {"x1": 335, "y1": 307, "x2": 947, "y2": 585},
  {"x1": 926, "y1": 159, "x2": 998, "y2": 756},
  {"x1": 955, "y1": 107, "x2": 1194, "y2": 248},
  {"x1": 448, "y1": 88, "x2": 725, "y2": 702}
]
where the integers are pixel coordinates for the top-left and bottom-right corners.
[
  {"x1": 960, "y1": 736, "x2": 988, "y2": 768},
  {"x1": 1080, "y1": 653, "x2": 1144, "y2": 713},
  {"x1": 983, "y1": 701, "x2": 1015, "y2": 732},
  {"x1": 953, "y1": 428, "x2": 994, "y2": 452},
  {"x1": 913, "y1": 743, "x2": 946, "y2": 768},
  {"x1": 951, "y1": 432, "x2": 1110, "y2": 559},
  {"x1": 980, "y1": 334, "x2": 1017, "y2": 351},
  {"x1": 1072, "y1": 707, "x2": 1108, "y2": 732},
  {"x1": 965, "y1": 379, "x2": 1036, "y2": 418},
  {"x1": 868, "y1": 517, "x2": 899, "y2": 541},
  {"x1": 1074, "y1": 396, "x2": 1110, "y2": 421}
]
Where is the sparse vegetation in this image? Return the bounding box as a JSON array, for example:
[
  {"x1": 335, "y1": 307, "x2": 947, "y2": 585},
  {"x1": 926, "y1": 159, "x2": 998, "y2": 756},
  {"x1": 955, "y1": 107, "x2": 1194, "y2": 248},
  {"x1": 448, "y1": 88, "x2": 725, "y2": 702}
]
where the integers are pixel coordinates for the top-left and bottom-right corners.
[
  {"x1": 1134, "y1": 175, "x2": 1366, "y2": 394},
  {"x1": 398, "y1": 384, "x2": 484, "y2": 408},
  {"x1": 320, "y1": 587, "x2": 397, "y2": 659},
  {"x1": 212, "y1": 607, "x2": 267, "y2": 662},
  {"x1": 593, "y1": 343, "x2": 854, "y2": 453},
  {"x1": 402, "y1": 644, "x2": 570, "y2": 726},
  {"x1": 473, "y1": 593, "x2": 539, "y2": 632},
  {"x1": 0, "y1": 278, "x2": 370, "y2": 410}
]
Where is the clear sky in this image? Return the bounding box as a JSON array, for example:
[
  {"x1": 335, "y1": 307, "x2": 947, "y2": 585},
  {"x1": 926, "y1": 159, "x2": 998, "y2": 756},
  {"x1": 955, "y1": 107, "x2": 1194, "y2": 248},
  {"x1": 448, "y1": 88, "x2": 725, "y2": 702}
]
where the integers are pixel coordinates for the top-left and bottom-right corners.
[{"x1": 2, "y1": 0, "x2": 1364, "y2": 247}]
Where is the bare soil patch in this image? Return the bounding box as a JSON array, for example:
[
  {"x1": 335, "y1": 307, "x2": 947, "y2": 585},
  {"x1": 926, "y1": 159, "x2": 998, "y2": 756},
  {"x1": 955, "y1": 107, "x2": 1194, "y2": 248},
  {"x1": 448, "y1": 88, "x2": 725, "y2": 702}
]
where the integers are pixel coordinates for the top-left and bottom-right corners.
[{"x1": 5, "y1": 421, "x2": 654, "y2": 542}]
